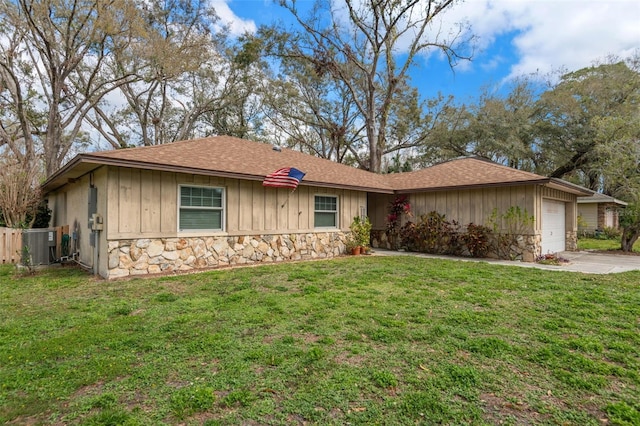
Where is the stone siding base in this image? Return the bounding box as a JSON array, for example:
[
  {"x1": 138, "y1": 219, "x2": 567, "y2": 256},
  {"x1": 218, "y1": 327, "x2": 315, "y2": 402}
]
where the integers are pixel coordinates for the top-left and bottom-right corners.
[
  {"x1": 494, "y1": 234, "x2": 541, "y2": 262},
  {"x1": 107, "y1": 232, "x2": 348, "y2": 279},
  {"x1": 565, "y1": 231, "x2": 578, "y2": 251}
]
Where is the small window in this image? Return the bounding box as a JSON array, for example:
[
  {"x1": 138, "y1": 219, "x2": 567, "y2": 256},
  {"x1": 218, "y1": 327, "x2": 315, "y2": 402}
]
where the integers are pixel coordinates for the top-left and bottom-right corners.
[
  {"x1": 314, "y1": 195, "x2": 338, "y2": 228},
  {"x1": 179, "y1": 185, "x2": 224, "y2": 231}
]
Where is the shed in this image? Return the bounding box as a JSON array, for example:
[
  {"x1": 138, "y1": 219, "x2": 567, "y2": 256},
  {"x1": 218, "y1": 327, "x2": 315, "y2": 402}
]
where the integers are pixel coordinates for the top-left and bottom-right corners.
[{"x1": 577, "y1": 193, "x2": 628, "y2": 234}]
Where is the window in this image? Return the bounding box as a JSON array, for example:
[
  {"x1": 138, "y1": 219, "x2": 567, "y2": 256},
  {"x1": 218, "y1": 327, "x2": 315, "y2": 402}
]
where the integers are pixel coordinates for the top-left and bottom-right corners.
[
  {"x1": 179, "y1": 185, "x2": 224, "y2": 231},
  {"x1": 314, "y1": 195, "x2": 338, "y2": 228}
]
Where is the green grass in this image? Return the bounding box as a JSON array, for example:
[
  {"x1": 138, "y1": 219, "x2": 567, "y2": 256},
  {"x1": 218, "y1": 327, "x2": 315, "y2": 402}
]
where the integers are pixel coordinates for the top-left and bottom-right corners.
[
  {"x1": 578, "y1": 237, "x2": 640, "y2": 252},
  {"x1": 1, "y1": 258, "x2": 639, "y2": 425}
]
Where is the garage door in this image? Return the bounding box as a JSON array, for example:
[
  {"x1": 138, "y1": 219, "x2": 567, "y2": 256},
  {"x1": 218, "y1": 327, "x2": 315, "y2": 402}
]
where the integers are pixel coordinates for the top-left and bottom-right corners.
[{"x1": 542, "y1": 199, "x2": 566, "y2": 253}]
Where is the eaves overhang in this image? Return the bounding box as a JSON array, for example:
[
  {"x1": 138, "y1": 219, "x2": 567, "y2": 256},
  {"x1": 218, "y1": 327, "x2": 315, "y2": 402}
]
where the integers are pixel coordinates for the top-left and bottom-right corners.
[
  {"x1": 577, "y1": 193, "x2": 628, "y2": 206},
  {"x1": 545, "y1": 178, "x2": 593, "y2": 196},
  {"x1": 391, "y1": 179, "x2": 551, "y2": 194},
  {"x1": 41, "y1": 155, "x2": 105, "y2": 194}
]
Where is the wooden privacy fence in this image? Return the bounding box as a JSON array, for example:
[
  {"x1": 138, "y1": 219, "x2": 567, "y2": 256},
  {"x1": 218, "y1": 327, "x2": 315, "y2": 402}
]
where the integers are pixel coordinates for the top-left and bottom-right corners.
[
  {"x1": 1, "y1": 225, "x2": 70, "y2": 264},
  {"x1": 1, "y1": 227, "x2": 22, "y2": 264}
]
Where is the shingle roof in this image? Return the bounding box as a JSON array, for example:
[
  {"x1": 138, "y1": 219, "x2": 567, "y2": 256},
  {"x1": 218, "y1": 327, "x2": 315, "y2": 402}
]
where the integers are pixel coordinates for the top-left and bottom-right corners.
[
  {"x1": 384, "y1": 157, "x2": 549, "y2": 191},
  {"x1": 43, "y1": 136, "x2": 394, "y2": 193},
  {"x1": 42, "y1": 137, "x2": 591, "y2": 196},
  {"x1": 577, "y1": 193, "x2": 628, "y2": 206}
]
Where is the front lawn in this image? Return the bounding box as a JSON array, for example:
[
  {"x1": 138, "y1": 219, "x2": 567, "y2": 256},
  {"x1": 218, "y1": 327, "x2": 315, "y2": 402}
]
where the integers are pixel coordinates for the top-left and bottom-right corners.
[
  {"x1": 1, "y1": 258, "x2": 639, "y2": 425},
  {"x1": 578, "y1": 237, "x2": 640, "y2": 253}
]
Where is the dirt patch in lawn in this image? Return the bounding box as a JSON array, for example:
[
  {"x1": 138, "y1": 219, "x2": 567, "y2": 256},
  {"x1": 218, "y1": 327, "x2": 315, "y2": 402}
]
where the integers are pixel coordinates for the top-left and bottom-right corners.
[{"x1": 481, "y1": 392, "x2": 550, "y2": 425}]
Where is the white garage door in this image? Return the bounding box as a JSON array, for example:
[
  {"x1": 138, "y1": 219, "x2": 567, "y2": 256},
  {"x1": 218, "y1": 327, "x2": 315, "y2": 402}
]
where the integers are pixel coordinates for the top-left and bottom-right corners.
[{"x1": 542, "y1": 199, "x2": 566, "y2": 254}]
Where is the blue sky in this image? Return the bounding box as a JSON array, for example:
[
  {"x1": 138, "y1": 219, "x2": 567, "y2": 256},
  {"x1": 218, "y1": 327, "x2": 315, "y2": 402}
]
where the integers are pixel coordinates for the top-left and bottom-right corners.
[{"x1": 215, "y1": 0, "x2": 640, "y2": 102}]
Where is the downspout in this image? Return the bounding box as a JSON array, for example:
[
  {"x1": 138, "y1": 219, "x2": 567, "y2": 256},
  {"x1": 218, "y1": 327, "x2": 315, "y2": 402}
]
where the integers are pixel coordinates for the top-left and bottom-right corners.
[{"x1": 93, "y1": 229, "x2": 99, "y2": 276}]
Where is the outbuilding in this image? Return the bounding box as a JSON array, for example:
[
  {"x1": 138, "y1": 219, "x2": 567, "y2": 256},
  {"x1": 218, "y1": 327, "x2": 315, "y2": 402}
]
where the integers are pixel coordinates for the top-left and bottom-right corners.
[{"x1": 577, "y1": 193, "x2": 628, "y2": 235}]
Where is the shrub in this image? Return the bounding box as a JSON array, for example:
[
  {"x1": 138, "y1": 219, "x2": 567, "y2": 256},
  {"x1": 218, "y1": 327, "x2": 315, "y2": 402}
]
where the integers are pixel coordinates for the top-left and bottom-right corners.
[
  {"x1": 386, "y1": 195, "x2": 412, "y2": 248},
  {"x1": 350, "y1": 216, "x2": 372, "y2": 248},
  {"x1": 602, "y1": 226, "x2": 621, "y2": 239},
  {"x1": 398, "y1": 221, "x2": 418, "y2": 250},
  {"x1": 395, "y1": 207, "x2": 533, "y2": 260},
  {"x1": 462, "y1": 223, "x2": 491, "y2": 258},
  {"x1": 400, "y1": 211, "x2": 462, "y2": 255}
]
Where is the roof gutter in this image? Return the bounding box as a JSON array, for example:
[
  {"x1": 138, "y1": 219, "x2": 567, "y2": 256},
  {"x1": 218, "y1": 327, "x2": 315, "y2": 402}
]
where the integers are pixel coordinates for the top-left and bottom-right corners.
[
  {"x1": 42, "y1": 155, "x2": 90, "y2": 185},
  {"x1": 545, "y1": 178, "x2": 593, "y2": 196},
  {"x1": 577, "y1": 195, "x2": 629, "y2": 206},
  {"x1": 41, "y1": 155, "x2": 104, "y2": 193},
  {"x1": 393, "y1": 179, "x2": 551, "y2": 194},
  {"x1": 393, "y1": 178, "x2": 593, "y2": 196}
]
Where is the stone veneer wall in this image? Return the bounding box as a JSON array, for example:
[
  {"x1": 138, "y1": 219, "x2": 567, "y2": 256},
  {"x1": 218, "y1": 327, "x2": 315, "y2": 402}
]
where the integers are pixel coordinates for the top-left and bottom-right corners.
[
  {"x1": 107, "y1": 232, "x2": 348, "y2": 279},
  {"x1": 565, "y1": 230, "x2": 578, "y2": 252},
  {"x1": 510, "y1": 234, "x2": 542, "y2": 262}
]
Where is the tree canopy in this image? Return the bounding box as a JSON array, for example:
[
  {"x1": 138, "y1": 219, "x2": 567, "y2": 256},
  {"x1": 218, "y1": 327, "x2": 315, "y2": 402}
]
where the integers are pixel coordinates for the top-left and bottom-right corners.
[
  {"x1": 267, "y1": 0, "x2": 471, "y2": 172},
  {"x1": 0, "y1": 0, "x2": 147, "y2": 176},
  {"x1": 418, "y1": 54, "x2": 640, "y2": 201}
]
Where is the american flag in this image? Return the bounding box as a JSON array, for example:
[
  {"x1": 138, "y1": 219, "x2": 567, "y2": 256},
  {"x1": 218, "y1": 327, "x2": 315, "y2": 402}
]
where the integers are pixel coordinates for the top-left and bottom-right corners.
[{"x1": 263, "y1": 167, "x2": 306, "y2": 189}]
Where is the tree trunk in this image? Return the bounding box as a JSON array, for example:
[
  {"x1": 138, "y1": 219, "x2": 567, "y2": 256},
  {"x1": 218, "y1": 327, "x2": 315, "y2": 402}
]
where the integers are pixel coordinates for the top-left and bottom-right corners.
[
  {"x1": 369, "y1": 136, "x2": 381, "y2": 172},
  {"x1": 621, "y1": 227, "x2": 639, "y2": 252}
]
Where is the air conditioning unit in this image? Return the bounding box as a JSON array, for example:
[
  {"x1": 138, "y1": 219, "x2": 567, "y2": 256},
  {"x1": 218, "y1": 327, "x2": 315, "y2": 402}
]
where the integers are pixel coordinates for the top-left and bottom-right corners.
[{"x1": 22, "y1": 229, "x2": 57, "y2": 266}]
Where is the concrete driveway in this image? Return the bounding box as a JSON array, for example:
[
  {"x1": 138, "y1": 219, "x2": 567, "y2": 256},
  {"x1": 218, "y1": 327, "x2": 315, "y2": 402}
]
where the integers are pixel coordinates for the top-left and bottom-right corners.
[
  {"x1": 372, "y1": 249, "x2": 640, "y2": 274},
  {"x1": 552, "y1": 251, "x2": 640, "y2": 274}
]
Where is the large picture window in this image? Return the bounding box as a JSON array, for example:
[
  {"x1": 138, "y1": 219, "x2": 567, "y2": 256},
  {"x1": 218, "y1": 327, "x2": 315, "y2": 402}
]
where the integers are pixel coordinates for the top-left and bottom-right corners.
[
  {"x1": 314, "y1": 195, "x2": 338, "y2": 228},
  {"x1": 179, "y1": 185, "x2": 224, "y2": 231}
]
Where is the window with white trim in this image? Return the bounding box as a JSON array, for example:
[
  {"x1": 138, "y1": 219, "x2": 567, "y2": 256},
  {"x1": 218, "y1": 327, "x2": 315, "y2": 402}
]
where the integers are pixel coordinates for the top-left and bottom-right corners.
[
  {"x1": 179, "y1": 185, "x2": 224, "y2": 231},
  {"x1": 314, "y1": 195, "x2": 338, "y2": 228}
]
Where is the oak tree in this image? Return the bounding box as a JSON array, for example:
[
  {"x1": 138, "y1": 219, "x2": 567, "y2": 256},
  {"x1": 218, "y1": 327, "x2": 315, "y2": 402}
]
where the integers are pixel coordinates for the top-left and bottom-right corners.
[
  {"x1": 0, "y1": 0, "x2": 145, "y2": 176},
  {"x1": 277, "y1": 0, "x2": 470, "y2": 172}
]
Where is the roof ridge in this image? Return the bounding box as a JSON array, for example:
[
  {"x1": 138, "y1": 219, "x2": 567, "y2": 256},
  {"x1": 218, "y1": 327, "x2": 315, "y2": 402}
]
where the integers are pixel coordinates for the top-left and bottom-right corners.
[
  {"x1": 470, "y1": 158, "x2": 545, "y2": 178},
  {"x1": 383, "y1": 156, "x2": 546, "y2": 180},
  {"x1": 87, "y1": 136, "x2": 229, "y2": 156}
]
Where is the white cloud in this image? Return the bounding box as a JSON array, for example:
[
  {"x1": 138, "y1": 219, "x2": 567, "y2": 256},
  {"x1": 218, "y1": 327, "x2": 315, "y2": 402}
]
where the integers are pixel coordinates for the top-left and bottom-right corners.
[
  {"x1": 441, "y1": 0, "x2": 640, "y2": 79},
  {"x1": 480, "y1": 55, "x2": 505, "y2": 72},
  {"x1": 222, "y1": 0, "x2": 638, "y2": 86},
  {"x1": 211, "y1": 0, "x2": 257, "y2": 36}
]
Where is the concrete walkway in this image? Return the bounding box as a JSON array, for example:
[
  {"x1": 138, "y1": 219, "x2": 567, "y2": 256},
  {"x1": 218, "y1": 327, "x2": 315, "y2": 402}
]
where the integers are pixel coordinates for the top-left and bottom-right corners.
[{"x1": 370, "y1": 249, "x2": 640, "y2": 274}]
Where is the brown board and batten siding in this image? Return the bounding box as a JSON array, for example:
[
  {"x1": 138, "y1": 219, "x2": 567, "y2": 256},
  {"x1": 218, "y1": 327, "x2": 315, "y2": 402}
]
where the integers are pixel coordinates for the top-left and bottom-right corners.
[
  {"x1": 368, "y1": 185, "x2": 537, "y2": 233},
  {"x1": 47, "y1": 167, "x2": 109, "y2": 271},
  {"x1": 105, "y1": 166, "x2": 366, "y2": 240}
]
